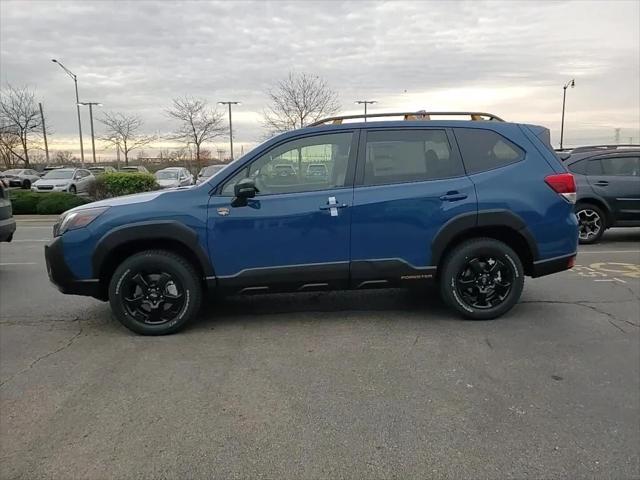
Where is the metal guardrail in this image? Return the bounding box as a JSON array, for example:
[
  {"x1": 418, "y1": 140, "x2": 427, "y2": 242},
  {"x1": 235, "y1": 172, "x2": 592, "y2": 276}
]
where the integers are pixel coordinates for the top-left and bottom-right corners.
[{"x1": 309, "y1": 111, "x2": 505, "y2": 127}]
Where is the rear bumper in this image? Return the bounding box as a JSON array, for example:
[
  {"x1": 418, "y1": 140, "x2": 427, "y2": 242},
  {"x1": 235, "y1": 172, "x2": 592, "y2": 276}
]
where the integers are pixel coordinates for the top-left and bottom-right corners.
[
  {"x1": 531, "y1": 252, "x2": 577, "y2": 278},
  {"x1": 44, "y1": 236, "x2": 105, "y2": 300},
  {"x1": 0, "y1": 217, "x2": 16, "y2": 242}
]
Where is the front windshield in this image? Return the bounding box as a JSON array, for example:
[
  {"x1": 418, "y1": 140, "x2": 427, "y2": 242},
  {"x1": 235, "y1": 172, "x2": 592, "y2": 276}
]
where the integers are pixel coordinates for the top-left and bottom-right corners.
[
  {"x1": 43, "y1": 170, "x2": 74, "y2": 180},
  {"x1": 156, "y1": 171, "x2": 178, "y2": 180}
]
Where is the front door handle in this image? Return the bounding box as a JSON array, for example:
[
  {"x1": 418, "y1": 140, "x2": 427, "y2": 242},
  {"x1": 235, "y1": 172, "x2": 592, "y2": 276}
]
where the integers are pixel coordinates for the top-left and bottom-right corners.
[
  {"x1": 594, "y1": 180, "x2": 609, "y2": 187},
  {"x1": 319, "y1": 203, "x2": 348, "y2": 210},
  {"x1": 439, "y1": 192, "x2": 468, "y2": 202}
]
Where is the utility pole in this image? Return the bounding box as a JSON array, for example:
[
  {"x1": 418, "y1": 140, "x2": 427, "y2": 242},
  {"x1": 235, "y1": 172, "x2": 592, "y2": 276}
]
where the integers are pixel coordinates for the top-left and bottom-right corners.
[
  {"x1": 560, "y1": 79, "x2": 575, "y2": 149},
  {"x1": 38, "y1": 102, "x2": 50, "y2": 163},
  {"x1": 614, "y1": 128, "x2": 621, "y2": 145},
  {"x1": 218, "y1": 101, "x2": 240, "y2": 160},
  {"x1": 355, "y1": 100, "x2": 377, "y2": 121},
  {"x1": 78, "y1": 102, "x2": 102, "y2": 163},
  {"x1": 52, "y1": 59, "x2": 85, "y2": 166}
]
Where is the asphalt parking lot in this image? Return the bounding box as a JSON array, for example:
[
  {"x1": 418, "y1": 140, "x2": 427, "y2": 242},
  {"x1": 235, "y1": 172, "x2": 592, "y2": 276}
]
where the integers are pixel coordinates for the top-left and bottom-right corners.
[{"x1": 1, "y1": 217, "x2": 638, "y2": 479}]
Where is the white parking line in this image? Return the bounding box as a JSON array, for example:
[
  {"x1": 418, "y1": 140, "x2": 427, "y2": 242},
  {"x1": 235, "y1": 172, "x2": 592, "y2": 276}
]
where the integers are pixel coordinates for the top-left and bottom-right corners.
[
  {"x1": 579, "y1": 250, "x2": 640, "y2": 254},
  {"x1": 7, "y1": 239, "x2": 50, "y2": 242},
  {"x1": 0, "y1": 262, "x2": 39, "y2": 266}
]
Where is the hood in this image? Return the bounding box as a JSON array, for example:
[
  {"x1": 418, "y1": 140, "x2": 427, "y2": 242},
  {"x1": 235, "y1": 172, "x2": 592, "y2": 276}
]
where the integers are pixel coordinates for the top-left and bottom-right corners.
[
  {"x1": 66, "y1": 190, "x2": 166, "y2": 214},
  {"x1": 35, "y1": 179, "x2": 71, "y2": 187}
]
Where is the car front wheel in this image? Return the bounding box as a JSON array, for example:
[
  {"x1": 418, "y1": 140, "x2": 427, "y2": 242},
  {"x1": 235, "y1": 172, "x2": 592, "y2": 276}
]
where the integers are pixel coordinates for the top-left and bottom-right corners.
[
  {"x1": 439, "y1": 238, "x2": 524, "y2": 320},
  {"x1": 108, "y1": 250, "x2": 203, "y2": 335},
  {"x1": 68, "y1": 184, "x2": 77, "y2": 194}
]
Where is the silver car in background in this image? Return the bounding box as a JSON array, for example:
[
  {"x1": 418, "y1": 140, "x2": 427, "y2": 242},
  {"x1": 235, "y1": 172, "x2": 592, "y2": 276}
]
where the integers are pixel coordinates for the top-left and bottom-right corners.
[
  {"x1": 31, "y1": 168, "x2": 95, "y2": 194},
  {"x1": 155, "y1": 167, "x2": 194, "y2": 188},
  {"x1": 0, "y1": 168, "x2": 41, "y2": 189}
]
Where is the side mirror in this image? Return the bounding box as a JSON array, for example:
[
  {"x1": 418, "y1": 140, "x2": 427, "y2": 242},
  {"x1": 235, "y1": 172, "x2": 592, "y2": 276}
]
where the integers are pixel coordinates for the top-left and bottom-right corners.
[{"x1": 234, "y1": 178, "x2": 257, "y2": 199}]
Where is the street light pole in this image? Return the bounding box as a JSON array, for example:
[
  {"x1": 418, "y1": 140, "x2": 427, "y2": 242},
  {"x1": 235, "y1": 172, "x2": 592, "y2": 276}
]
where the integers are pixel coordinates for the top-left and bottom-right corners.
[
  {"x1": 38, "y1": 102, "x2": 50, "y2": 163},
  {"x1": 218, "y1": 101, "x2": 240, "y2": 161},
  {"x1": 78, "y1": 102, "x2": 102, "y2": 163},
  {"x1": 560, "y1": 79, "x2": 575, "y2": 150},
  {"x1": 52, "y1": 59, "x2": 86, "y2": 166},
  {"x1": 355, "y1": 100, "x2": 377, "y2": 122}
]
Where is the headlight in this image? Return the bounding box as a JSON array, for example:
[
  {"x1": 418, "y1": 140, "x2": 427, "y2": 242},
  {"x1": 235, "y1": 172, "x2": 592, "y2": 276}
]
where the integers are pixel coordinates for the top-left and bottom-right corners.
[{"x1": 55, "y1": 206, "x2": 109, "y2": 237}]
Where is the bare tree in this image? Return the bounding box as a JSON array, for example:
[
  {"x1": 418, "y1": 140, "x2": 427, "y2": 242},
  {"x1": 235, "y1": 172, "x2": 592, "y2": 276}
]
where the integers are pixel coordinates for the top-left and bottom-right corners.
[
  {"x1": 0, "y1": 84, "x2": 44, "y2": 166},
  {"x1": 55, "y1": 150, "x2": 76, "y2": 165},
  {"x1": 165, "y1": 96, "x2": 226, "y2": 170},
  {"x1": 263, "y1": 72, "x2": 341, "y2": 134},
  {"x1": 100, "y1": 112, "x2": 154, "y2": 166}
]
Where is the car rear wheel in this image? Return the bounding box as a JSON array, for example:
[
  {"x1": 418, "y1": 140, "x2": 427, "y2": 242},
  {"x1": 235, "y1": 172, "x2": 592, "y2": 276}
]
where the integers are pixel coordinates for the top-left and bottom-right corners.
[
  {"x1": 576, "y1": 203, "x2": 605, "y2": 244},
  {"x1": 108, "y1": 250, "x2": 203, "y2": 335},
  {"x1": 439, "y1": 238, "x2": 524, "y2": 320}
]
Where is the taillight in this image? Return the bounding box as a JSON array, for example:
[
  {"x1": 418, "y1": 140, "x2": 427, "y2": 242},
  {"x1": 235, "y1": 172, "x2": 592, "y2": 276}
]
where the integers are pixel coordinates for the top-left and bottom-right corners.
[{"x1": 545, "y1": 173, "x2": 576, "y2": 203}]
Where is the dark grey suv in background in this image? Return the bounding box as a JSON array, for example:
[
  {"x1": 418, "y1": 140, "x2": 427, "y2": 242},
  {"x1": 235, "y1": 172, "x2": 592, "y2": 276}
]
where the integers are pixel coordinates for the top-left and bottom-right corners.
[{"x1": 563, "y1": 145, "x2": 640, "y2": 243}]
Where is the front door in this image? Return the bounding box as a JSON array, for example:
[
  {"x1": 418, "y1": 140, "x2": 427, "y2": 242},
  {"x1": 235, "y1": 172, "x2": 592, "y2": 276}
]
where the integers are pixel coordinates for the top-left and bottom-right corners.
[
  {"x1": 350, "y1": 128, "x2": 477, "y2": 287},
  {"x1": 207, "y1": 131, "x2": 357, "y2": 292}
]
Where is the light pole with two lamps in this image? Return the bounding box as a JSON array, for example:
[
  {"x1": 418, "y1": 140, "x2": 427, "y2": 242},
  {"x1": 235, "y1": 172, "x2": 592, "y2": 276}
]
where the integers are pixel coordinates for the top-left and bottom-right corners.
[
  {"x1": 77, "y1": 102, "x2": 102, "y2": 163},
  {"x1": 355, "y1": 100, "x2": 377, "y2": 121},
  {"x1": 218, "y1": 101, "x2": 240, "y2": 161}
]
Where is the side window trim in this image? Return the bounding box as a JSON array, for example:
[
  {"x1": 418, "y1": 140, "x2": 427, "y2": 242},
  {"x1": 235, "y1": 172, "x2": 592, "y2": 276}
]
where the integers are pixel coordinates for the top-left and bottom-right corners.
[
  {"x1": 215, "y1": 129, "x2": 360, "y2": 196},
  {"x1": 354, "y1": 127, "x2": 463, "y2": 187}
]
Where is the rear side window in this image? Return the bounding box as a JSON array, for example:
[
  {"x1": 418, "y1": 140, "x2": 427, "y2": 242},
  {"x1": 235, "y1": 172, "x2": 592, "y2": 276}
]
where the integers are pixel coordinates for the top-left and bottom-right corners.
[
  {"x1": 587, "y1": 159, "x2": 603, "y2": 175},
  {"x1": 600, "y1": 156, "x2": 640, "y2": 176},
  {"x1": 363, "y1": 129, "x2": 462, "y2": 186},
  {"x1": 454, "y1": 128, "x2": 524, "y2": 174}
]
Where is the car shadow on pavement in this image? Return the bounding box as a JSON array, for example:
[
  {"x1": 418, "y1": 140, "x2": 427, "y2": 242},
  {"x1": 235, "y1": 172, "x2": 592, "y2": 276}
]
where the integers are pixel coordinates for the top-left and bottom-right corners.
[{"x1": 192, "y1": 286, "x2": 451, "y2": 330}]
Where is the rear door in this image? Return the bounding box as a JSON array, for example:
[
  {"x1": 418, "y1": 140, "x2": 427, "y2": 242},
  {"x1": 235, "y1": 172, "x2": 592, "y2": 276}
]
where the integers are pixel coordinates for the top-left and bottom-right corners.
[
  {"x1": 587, "y1": 155, "x2": 640, "y2": 223},
  {"x1": 349, "y1": 128, "x2": 476, "y2": 287}
]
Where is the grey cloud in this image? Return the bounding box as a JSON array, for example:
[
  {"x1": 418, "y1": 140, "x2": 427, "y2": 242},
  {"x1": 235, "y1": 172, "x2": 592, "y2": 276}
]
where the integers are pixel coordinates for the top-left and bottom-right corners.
[{"x1": 1, "y1": 0, "x2": 638, "y2": 153}]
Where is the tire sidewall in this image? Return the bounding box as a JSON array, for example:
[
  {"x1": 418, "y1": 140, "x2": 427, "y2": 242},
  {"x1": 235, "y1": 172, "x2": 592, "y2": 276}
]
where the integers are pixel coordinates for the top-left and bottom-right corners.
[
  {"x1": 441, "y1": 240, "x2": 524, "y2": 320},
  {"x1": 108, "y1": 252, "x2": 201, "y2": 335},
  {"x1": 69, "y1": 184, "x2": 76, "y2": 194}
]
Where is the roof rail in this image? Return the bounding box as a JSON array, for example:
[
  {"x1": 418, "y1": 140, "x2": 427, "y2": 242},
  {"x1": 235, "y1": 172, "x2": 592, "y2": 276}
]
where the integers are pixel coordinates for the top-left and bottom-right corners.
[
  {"x1": 308, "y1": 111, "x2": 505, "y2": 127},
  {"x1": 570, "y1": 144, "x2": 640, "y2": 153}
]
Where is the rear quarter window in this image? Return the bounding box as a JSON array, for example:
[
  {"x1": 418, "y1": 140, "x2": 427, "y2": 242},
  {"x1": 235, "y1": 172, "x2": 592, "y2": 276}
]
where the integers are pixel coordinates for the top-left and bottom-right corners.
[
  {"x1": 567, "y1": 159, "x2": 587, "y2": 174},
  {"x1": 454, "y1": 128, "x2": 524, "y2": 174}
]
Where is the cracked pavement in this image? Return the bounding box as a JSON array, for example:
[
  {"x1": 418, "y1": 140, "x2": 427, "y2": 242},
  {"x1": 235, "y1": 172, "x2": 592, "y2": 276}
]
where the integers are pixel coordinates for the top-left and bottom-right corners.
[{"x1": 1, "y1": 219, "x2": 639, "y2": 479}]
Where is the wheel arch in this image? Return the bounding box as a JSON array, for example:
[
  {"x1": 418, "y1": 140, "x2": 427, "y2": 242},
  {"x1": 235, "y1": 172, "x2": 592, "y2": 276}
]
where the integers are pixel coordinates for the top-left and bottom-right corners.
[
  {"x1": 93, "y1": 221, "x2": 214, "y2": 295},
  {"x1": 431, "y1": 210, "x2": 538, "y2": 276}
]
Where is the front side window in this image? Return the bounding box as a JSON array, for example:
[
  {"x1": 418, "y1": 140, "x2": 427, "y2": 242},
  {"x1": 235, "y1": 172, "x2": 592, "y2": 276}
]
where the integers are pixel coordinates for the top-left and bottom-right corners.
[
  {"x1": 221, "y1": 132, "x2": 353, "y2": 196},
  {"x1": 455, "y1": 128, "x2": 524, "y2": 174},
  {"x1": 600, "y1": 156, "x2": 640, "y2": 176},
  {"x1": 363, "y1": 129, "x2": 461, "y2": 186}
]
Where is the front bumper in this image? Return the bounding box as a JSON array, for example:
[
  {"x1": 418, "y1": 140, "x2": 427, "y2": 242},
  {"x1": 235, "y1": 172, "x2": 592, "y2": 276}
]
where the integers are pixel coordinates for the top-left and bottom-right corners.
[
  {"x1": 33, "y1": 185, "x2": 69, "y2": 192},
  {"x1": 44, "y1": 236, "x2": 105, "y2": 299},
  {"x1": 531, "y1": 252, "x2": 577, "y2": 278}
]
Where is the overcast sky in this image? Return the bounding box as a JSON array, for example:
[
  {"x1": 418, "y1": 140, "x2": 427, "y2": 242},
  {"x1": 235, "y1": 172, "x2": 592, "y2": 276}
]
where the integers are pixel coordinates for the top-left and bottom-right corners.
[{"x1": 1, "y1": 0, "x2": 639, "y2": 159}]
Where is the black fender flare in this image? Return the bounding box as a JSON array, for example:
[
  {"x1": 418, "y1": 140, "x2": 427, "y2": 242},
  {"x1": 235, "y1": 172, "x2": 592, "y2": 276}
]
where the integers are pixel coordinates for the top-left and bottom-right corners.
[
  {"x1": 430, "y1": 210, "x2": 539, "y2": 265},
  {"x1": 92, "y1": 220, "x2": 214, "y2": 278}
]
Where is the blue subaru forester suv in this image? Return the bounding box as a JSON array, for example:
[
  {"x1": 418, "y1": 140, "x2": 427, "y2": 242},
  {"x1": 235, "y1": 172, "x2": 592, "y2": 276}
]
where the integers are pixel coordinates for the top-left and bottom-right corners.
[{"x1": 45, "y1": 112, "x2": 579, "y2": 335}]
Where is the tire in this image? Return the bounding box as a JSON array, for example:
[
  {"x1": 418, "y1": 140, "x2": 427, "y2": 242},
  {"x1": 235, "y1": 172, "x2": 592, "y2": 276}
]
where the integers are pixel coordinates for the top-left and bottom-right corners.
[
  {"x1": 575, "y1": 203, "x2": 606, "y2": 244},
  {"x1": 68, "y1": 184, "x2": 77, "y2": 194},
  {"x1": 22, "y1": 179, "x2": 31, "y2": 189},
  {"x1": 439, "y1": 238, "x2": 524, "y2": 320},
  {"x1": 108, "y1": 250, "x2": 203, "y2": 335}
]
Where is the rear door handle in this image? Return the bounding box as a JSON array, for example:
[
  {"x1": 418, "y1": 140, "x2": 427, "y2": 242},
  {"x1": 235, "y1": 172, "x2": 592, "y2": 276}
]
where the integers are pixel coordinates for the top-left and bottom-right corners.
[
  {"x1": 439, "y1": 192, "x2": 468, "y2": 202},
  {"x1": 594, "y1": 181, "x2": 609, "y2": 187}
]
